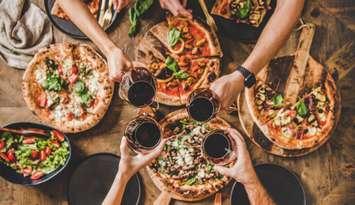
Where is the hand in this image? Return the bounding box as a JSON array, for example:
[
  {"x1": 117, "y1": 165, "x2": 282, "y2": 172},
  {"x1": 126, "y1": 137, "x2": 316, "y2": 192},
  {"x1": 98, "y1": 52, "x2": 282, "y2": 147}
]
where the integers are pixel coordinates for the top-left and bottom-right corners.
[
  {"x1": 210, "y1": 71, "x2": 244, "y2": 109},
  {"x1": 214, "y1": 128, "x2": 258, "y2": 186},
  {"x1": 106, "y1": 47, "x2": 132, "y2": 82},
  {"x1": 118, "y1": 137, "x2": 166, "y2": 178},
  {"x1": 112, "y1": 0, "x2": 131, "y2": 11},
  {"x1": 160, "y1": 0, "x2": 192, "y2": 19}
]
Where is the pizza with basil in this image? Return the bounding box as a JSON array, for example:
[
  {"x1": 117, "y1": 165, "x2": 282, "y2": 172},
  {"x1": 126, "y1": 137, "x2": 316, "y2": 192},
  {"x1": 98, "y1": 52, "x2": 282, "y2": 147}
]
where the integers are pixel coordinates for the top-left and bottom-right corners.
[
  {"x1": 136, "y1": 17, "x2": 221, "y2": 106},
  {"x1": 147, "y1": 110, "x2": 232, "y2": 201},
  {"x1": 22, "y1": 43, "x2": 114, "y2": 133},
  {"x1": 245, "y1": 61, "x2": 338, "y2": 150},
  {"x1": 211, "y1": 0, "x2": 271, "y2": 27}
]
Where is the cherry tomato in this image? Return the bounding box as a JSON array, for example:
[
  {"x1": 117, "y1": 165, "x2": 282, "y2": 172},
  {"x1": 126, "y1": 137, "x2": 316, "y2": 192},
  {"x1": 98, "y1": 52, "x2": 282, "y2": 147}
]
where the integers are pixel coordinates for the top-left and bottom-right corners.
[
  {"x1": 22, "y1": 167, "x2": 32, "y2": 177},
  {"x1": 0, "y1": 140, "x2": 5, "y2": 149},
  {"x1": 58, "y1": 65, "x2": 63, "y2": 76},
  {"x1": 52, "y1": 140, "x2": 60, "y2": 148},
  {"x1": 7, "y1": 149, "x2": 16, "y2": 162},
  {"x1": 40, "y1": 150, "x2": 47, "y2": 161},
  {"x1": 52, "y1": 130, "x2": 65, "y2": 142},
  {"x1": 44, "y1": 147, "x2": 51, "y2": 156},
  {"x1": 30, "y1": 171, "x2": 44, "y2": 180},
  {"x1": 23, "y1": 137, "x2": 36, "y2": 144},
  {"x1": 37, "y1": 93, "x2": 47, "y2": 108},
  {"x1": 71, "y1": 65, "x2": 78, "y2": 75},
  {"x1": 31, "y1": 150, "x2": 39, "y2": 159},
  {"x1": 68, "y1": 73, "x2": 78, "y2": 84},
  {"x1": 0, "y1": 152, "x2": 10, "y2": 162}
]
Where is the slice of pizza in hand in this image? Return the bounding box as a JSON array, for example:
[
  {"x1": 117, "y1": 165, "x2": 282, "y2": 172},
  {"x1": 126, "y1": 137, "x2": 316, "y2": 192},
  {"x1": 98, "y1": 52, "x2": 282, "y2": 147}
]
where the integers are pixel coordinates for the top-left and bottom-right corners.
[{"x1": 150, "y1": 16, "x2": 221, "y2": 58}]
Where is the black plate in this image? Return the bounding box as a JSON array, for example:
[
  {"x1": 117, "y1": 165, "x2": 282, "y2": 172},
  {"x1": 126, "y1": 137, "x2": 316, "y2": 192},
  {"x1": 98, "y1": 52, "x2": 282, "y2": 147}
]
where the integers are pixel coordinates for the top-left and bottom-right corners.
[
  {"x1": 188, "y1": 0, "x2": 277, "y2": 42},
  {"x1": 68, "y1": 153, "x2": 142, "y2": 205},
  {"x1": 230, "y1": 164, "x2": 306, "y2": 205},
  {"x1": 44, "y1": 0, "x2": 120, "y2": 39},
  {"x1": 0, "y1": 122, "x2": 72, "y2": 186}
]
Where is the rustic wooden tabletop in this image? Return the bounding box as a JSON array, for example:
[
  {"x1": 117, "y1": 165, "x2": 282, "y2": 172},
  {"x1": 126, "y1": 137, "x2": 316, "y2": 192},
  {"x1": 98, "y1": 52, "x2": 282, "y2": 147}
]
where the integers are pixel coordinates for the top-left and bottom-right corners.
[{"x1": 0, "y1": 0, "x2": 354, "y2": 205}]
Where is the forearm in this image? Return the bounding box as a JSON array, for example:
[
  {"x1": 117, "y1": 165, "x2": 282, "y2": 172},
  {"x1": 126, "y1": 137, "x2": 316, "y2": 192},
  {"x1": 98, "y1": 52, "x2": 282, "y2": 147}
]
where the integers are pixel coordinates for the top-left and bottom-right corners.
[
  {"x1": 242, "y1": 0, "x2": 304, "y2": 74},
  {"x1": 56, "y1": 0, "x2": 116, "y2": 55},
  {"x1": 102, "y1": 171, "x2": 130, "y2": 205},
  {"x1": 244, "y1": 179, "x2": 275, "y2": 205}
]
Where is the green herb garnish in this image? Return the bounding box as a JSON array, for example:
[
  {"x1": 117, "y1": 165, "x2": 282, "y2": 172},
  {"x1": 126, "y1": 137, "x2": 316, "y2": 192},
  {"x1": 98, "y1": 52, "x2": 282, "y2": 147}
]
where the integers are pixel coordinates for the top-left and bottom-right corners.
[
  {"x1": 74, "y1": 80, "x2": 92, "y2": 106},
  {"x1": 165, "y1": 56, "x2": 189, "y2": 80},
  {"x1": 43, "y1": 72, "x2": 65, "y2": 92},
  {"x1": 167, "y1": 28, "x2": 181, "y2": 47},
  {"x1": 272, "y1": 94, "x2": 284, "y2": 107},
  {"x1": 231, "y1": 0, "x2": 251, "y2": 19},
  {"x1": 296, "y1": 100, "x2": 308, "y2": 117},
  {"x1": 128, "y1": 0, "x2": 154, "y2": 37},
  {"x1": 184, "y1": 176, "x2": 197, "y2": 185}
]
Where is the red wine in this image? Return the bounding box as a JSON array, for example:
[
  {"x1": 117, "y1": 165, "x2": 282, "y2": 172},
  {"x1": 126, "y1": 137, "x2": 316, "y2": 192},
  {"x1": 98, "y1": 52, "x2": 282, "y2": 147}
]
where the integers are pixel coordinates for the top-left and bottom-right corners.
[
  {"x1": 128, "y1": 81, "x2": 155, "y2": 107},
  {"x1": 204, "y1": 132, "x2": 230, "y2": 158},
  {"x1": 134, "y1": 122, "x2": 161, "y2": 148},
  {"x1": 188, "y1": 97, "x2": 214, "y2": 122}
]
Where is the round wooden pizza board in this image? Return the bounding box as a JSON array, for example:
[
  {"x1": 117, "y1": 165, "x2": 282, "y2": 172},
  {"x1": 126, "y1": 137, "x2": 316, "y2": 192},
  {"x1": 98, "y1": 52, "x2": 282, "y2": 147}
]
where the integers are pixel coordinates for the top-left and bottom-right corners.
[{"x1": 238, "y1": 23, "x2": 342, "y2": 157}]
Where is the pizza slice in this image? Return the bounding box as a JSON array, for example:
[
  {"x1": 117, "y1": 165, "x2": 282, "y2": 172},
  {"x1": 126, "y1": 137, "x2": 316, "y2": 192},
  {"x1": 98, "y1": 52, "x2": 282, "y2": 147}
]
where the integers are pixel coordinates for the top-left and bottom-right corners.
[
  {"x1": 149, "y1": 17, "x2": 221, "y2": 58},
  {"x1": 211, "y1": 0, "x2": 271, "y2": 27}
]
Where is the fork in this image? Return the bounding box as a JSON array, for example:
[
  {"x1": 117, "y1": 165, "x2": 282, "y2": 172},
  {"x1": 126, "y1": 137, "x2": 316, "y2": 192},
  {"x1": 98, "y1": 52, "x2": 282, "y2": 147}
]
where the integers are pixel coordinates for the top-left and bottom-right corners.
[{"x1": 99, "y1": 0, "x2": 114, "y2": 28}]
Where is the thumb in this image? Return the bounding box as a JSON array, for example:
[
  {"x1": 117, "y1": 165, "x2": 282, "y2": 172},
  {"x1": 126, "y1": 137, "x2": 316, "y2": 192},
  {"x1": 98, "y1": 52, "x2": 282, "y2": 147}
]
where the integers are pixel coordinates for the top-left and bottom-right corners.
[{"x1": 214, "y1": 165, "x2": 231, "y2": 176}]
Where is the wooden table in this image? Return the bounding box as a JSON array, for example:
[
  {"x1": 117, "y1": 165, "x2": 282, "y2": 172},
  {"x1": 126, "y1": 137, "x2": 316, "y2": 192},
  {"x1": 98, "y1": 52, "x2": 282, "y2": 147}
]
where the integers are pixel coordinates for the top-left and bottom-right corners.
[{"x1": 1, "y1": 0, "x2": 354, "y2": 204}]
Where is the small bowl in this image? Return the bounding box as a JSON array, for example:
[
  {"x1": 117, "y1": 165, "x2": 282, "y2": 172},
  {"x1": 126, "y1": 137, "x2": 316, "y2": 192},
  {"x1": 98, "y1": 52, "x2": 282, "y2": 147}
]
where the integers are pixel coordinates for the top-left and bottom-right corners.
[{"x1": 0, "y1": 122, "x2": 71, "y2": 186}]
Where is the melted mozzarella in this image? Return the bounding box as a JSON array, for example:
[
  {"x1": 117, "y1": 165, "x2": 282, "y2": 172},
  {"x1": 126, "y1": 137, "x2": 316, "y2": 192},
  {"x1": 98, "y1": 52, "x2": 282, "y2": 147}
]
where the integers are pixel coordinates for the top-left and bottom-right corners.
[{"x1": 35, "y1": 68, "x2": 46, "y2": 86}]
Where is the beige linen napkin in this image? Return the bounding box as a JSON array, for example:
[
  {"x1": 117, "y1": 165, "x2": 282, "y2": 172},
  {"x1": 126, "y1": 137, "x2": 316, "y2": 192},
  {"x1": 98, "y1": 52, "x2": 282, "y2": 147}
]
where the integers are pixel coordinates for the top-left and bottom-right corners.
[{"x1": 0, "y1": 0, "x2": 53, "y2": 69}]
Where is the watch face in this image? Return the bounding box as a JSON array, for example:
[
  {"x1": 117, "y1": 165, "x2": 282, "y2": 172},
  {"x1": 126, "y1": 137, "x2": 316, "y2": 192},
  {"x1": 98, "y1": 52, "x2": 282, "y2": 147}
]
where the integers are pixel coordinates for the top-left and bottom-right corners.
[{"x1": 245, "y1": 74, "x2": 256, "y2": 88}]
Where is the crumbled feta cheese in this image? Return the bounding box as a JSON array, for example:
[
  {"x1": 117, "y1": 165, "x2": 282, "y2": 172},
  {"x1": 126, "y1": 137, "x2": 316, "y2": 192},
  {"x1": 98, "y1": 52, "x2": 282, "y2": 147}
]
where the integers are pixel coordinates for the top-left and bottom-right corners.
[
  {"x1": 281, "y1": 127, "x2": 293, "y2": 139},
  {"x1": 35, "y1": 68, "x2": 46, "y2": 86}
]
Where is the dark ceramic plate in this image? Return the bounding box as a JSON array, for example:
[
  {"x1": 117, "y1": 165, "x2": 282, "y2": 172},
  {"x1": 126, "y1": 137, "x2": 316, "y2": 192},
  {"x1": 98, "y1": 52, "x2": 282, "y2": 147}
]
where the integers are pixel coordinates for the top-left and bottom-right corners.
[
  {"x1": 188, "y1": 0, "x2": 277, "y2": 42},
  {"x1": 44, "y1": 0, "x2": 120, "y2": 39},
  {"x1": 68, "y1": 153, "x2": 142, "y2": 205},
  {"x1": 230, "y1": 164, "x2": 306, "y2": 205},
  {"x1": 0, "y1": 122, "x2": 71, "y2": 186}
]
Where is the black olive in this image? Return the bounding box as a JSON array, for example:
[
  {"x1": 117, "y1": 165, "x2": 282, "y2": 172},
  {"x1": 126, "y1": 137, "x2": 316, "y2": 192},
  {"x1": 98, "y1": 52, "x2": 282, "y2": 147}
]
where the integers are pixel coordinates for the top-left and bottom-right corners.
[
  {"x1": 208, "y1": 72, "x2": 217, "y2": 82},
  {"x1": 156, "y1": 67, "x2": 173, "y2": 80}
]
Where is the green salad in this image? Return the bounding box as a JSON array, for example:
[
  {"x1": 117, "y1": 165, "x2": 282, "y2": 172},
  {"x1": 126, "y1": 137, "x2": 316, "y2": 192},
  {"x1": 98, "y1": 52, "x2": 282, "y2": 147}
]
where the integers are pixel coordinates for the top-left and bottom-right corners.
[{"x1": 0, "y1": 130, "x2": 70, "y2": 181}]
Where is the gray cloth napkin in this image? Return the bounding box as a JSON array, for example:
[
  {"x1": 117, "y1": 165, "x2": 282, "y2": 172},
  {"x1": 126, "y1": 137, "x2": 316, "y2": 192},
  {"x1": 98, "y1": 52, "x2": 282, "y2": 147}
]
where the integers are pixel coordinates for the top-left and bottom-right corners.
[{"x1": 0, "y1": 0, "x2": 53, "y2": 69}]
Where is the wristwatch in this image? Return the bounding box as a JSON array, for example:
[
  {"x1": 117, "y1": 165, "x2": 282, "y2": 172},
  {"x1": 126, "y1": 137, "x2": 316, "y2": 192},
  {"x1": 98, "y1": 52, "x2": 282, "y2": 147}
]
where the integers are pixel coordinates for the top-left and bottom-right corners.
[{"x1": 235, "y1": 65, "x2": 256, "y2": 88}]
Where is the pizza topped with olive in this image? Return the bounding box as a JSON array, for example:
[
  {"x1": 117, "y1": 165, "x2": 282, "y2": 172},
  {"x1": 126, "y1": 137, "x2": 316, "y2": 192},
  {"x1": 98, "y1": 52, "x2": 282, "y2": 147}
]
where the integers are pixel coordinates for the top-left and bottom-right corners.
[
  {"x1": 211, "y1": 0, "x2": 272, "y2": 27},
  {"x1": 22, "y1": 43, "x2": 114, "y2": 133},
  {"x1": 136, "y1": 17, "x2": 221, "y2": 106},
  {"x1": 147, "y1": 110, "x2": 231, "y2": 201}
]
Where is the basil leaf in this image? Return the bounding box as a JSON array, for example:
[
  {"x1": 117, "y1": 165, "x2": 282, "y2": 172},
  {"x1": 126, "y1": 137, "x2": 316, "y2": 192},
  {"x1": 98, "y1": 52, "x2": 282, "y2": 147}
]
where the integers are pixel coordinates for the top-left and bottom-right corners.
[
  {"x1": 231, "y1": 0, "x2": 251, "y2": 19},
  {"x1": 272, "y1": 94, "x2": 284, "y2": 107},
  {"x1": 128, "y1": 0, "x2": 154, "y2": 37},
  {"x1": 80, "y1": 92, "x2": 92, "y2": 105},
  {"x1": 43, "y1": 73, "x2": 64, "y2": 92},
  {"x1": 165, "y1": 56, "x2": 178, "y2": 73},
  {"x1": 296, "y1": 100, "x2": 308, "y2": 117},
  {"x1": 173, "y1": 70, "x2": 189, "y2": 79},
  {"x1": 167, "y1": 28, "x2": 181, "y2": 47},
  {"x1": 74, "y1": 80, "x2": 86, "y2": 94}
]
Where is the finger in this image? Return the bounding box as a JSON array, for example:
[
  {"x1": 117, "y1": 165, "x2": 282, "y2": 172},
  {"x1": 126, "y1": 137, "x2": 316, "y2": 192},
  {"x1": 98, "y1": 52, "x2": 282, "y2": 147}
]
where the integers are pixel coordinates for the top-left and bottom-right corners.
[
  {"x1": 110, "y1": 72, "x2": 123, "y2": 82},
  {"x1": 227, "y1": 128, "x2": 249, "y2": 157},
  {"x1": 113, "y1": 0, "x2": 118, "y2": 10},
  {"x1": 180, "y1": 0, "x2": 188, "y2": 7},
  {"x1": 142, "y1": 138, "x2": 167, "y2": 161},
  {"x1": 117, "y1": 0, "x2": 126, "y2": 12},
  {"x1": 120, "y1": 137, "x2": 131, "y2": 156},
  {"x1": 214, "y1": 165, "x2": 232, "y2": 176},
  {"x1": 178, "y1": 8, "x2": 193, "y2": 19}
]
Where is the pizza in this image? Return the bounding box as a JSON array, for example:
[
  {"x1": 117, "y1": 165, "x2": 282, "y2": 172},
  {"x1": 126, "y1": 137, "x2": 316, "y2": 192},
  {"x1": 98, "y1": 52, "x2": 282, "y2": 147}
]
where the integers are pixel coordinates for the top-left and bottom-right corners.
[
  {"x1": 136, "y1": 17, "x2": 221, "y2": 106},
  {"x1": 22, "y1": 43, "x2": 114, "y2": 133},
  {"x1": 245, "y1": 58, "x2": 338, "y2": 150},
  {"x1": 211, "y1": 0, "x2": 271, "y2": 27},
  {"x1": 147, "y1": 110, "x2": 232, "y2": 201},
  {"x1": 51, "y1": 0, "x2": 100, "y2": 21}
]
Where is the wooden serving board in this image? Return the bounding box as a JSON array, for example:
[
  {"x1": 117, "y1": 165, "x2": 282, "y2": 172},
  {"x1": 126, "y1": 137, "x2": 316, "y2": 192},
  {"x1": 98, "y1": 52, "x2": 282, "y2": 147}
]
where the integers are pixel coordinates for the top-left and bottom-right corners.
[{"x1": 238, "y1": 23, "x2": 342, "y2": 157}]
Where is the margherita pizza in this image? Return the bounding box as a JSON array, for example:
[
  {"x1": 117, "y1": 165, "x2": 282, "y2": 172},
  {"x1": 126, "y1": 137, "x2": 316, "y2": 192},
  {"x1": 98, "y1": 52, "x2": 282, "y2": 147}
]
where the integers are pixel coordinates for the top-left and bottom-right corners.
[
  {"x1": 22, "y1": 43, "x2": 114, "y2": 133},
  {"x1": 147, "y1": 110, "x2": 232, "y2": 201},
  {"x1": 136, "y1": 17, "x2": 221, "y2": 106},
  {"x1": 211, "y1": 0, "x2": 271, "y2": 27}
]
